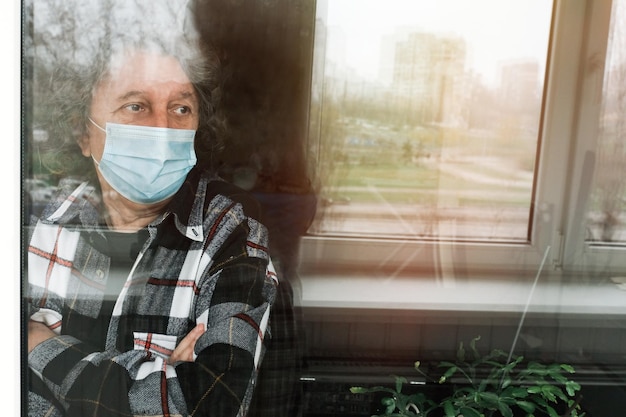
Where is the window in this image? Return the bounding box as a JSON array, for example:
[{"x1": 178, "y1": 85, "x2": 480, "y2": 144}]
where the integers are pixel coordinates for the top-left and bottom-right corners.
[
  {"x1": 301, "y1": 0, "x2": 626, "y2": 276},
  {"x1": 17, "y1": 2, "x2": 626, "y2": 415},
  {"x1": 309, "y1": 0, "x2": 551, "y2": 243},
  {"x1": 584, "y1": 0, "x2": 626, "y2": 245},
  {"x1": 561, "y1": 0, "x2": 626, "y2": 273}
]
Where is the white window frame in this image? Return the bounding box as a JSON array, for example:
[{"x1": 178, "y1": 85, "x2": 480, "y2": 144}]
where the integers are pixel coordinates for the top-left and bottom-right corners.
[
  {"x1": 561, "y1": 0, "x2": 625, "y2": 275},
  {"x1": 299, "y1": 0, "x2": 626, "y2": 278}
]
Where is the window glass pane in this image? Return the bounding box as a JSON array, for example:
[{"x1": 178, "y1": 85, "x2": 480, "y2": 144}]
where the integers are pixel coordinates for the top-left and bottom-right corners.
[
  {"x1": 308, "y1": 0, "x2": 553, "y2": 241},
  {"x1": 586, "y1": 0, "x2": 626, "y2": 245}
]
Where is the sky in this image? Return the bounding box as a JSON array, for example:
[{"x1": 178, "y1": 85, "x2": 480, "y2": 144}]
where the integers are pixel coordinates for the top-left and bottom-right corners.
[{"x1": 319, "y1": 0, "x2": 553, "y2": 86}]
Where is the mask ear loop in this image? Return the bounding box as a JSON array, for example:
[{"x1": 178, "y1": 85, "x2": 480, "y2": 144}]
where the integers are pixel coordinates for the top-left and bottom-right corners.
[
  {"x1": 88, "y1": 117, "x2": 107, "y2": 133},
  {"x1": 87, "y1": 117, "x2": 106, "y2": 165}
]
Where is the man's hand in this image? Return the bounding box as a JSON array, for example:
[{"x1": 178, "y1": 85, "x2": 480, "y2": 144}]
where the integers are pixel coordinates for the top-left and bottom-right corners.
[
  {"x1": 169, "y1": 323, "x2": 205, "y2": 364},
  {"x1": 28, "y1": 320, "x2": 56, "y2": 353}
]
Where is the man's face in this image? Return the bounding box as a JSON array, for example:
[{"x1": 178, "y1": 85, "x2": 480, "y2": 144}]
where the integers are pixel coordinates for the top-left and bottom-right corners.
[{"x1": 80, "y1": 51, "x2": 200, "y2": 161}]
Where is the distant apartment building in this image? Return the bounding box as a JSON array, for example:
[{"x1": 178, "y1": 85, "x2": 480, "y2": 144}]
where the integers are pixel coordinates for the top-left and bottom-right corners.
[
  {"x1": 499, "y1": 60, "x2": 540, "y2": 113},
  {"x1": 392, "y1": 32, "x2": 467, "y2": 126},
  {"x1": 497, "y1": 60, "x2": 542, "y2": 136}
]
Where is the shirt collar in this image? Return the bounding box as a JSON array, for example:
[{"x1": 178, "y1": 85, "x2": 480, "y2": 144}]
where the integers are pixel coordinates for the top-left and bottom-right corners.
[
  {"x1": 42, "y1": 167, "x2": 212, "y2": 243},
  {"x1": 162, "y1": 166, "x2": 209, "y2": 242}
]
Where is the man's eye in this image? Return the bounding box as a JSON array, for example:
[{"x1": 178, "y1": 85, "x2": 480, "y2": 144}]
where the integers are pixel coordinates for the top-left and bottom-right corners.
[
  {"x1": 125, "y1": 104, "x2": 143, "y2": 112},
  {"x1": 174, "y1": 106, "x2": 192, "y2": 115}
]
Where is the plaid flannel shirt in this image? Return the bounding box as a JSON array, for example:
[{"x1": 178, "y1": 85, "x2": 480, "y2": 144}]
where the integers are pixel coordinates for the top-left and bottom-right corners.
[{"x1": 27, "y1": 168, "x2": 278, "y2": 417}]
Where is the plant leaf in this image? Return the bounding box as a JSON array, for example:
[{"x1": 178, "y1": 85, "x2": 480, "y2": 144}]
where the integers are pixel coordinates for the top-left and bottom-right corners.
[
  {"x1": 381, "y1": 396, "x2": 397, "y2": 414},
  {"x1": 541, "y1": 384, "x2": 568, "y2": 403},
  {"x1": 540, "y1": 385, "x2": 557, "y2": 403},
  {"x1": 442, "y1": 399, "x2": 457, "y2": 417},
  {"x1": 459, "y1": 406, "x2": 482, "y2": 417},
  {"x1": 527, "y1": 386, "x2": 542, "y2": 394},
  {"x1": 498, "y1": 401, "x2": 513, "y2": 417},
  {"x1": 545, "y1": 405, "x2": 560, "y2": 417},
  {"x1": 509, "y1": 387, "x2": 529, "y2": 398},
  {"x1": 516, "y1": 400, "x2": 536, "y2": 413},
  {"x1": 566, "y1": 380, "x2": 581, "y2": 396},
  {"x1": 394, "y1": 375, "x2": 407, "y2": 393},
  {"x1": 470, "y1": 335, "x2": 481, "y2": 345},
  {"x1": 478, "y1": 391, "x2": 500, "y2": 406},
  {"x1": 442, "y1": 366, "x2": 458, "y2": 379},
  {"x1": 457, "y1": 342, "x2": 466, "y2": 363},
  {"x1": 549, "y1": 372, "x2": 568, "y2": 384}
]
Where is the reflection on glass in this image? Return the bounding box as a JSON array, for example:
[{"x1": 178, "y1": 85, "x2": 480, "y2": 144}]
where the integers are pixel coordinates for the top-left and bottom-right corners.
[
  {"x1": 308, "y1": 0, "x2": 552, "y2": 241},
  {"x1": 587, "y1": 0, "x2": 626, "y2": 245}
]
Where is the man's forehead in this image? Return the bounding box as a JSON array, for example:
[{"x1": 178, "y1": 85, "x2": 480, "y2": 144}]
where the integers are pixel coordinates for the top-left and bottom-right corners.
[{"x1": 107, "y1": 50, "x2": 192, "y2": 85}]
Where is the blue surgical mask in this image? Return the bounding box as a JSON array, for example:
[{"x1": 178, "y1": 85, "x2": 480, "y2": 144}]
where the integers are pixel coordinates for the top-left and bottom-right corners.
[{"x1": 89, "y1": 119, "x2": 197, "y2": 204}]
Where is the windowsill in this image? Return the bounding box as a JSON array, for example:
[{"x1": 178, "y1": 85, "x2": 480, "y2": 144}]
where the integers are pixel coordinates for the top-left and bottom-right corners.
[{"x1": 293, "y1": 272, "x2": 626, "y2": 317}]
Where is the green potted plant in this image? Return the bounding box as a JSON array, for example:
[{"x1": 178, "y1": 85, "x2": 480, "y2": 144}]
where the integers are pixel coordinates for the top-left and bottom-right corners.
[{"x1": 351, "y1": 337, "x2": 585, "y2": 417}]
